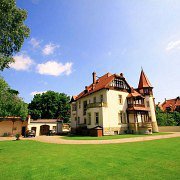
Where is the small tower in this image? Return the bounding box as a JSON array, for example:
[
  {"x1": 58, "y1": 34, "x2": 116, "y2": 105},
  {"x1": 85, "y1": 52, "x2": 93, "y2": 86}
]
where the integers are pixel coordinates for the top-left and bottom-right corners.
[
  {"x1": 138, "y1": 69, "x2": 153, "y2": 95},
  {"x1": 138, "y1": 69, "x2": 159, "y2": 132}
]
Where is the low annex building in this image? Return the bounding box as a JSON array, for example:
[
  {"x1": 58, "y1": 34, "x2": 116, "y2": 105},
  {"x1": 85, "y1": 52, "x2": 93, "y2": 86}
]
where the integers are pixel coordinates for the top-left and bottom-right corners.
[
  {"x1": 158, "y1": 97, "x2": 180, "y2": 112},
  {"x1": 0, "y1": 117, "x2": 27, "y2": 137},
  {"x1": 70, "y1": 70, "x2": 159, "y2": 135},
  {"x1": 28, "y1": 118, "x2": 58, "y2": 136},
  {"x1": 28, "y1": 117, "x2": 71, "y2": 136}
]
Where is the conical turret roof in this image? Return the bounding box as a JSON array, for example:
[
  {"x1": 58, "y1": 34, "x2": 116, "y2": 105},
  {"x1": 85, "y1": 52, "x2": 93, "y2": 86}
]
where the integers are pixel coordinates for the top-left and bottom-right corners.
[{"x1": 138, "y1": 69, "x2": 152, "y2": 89}]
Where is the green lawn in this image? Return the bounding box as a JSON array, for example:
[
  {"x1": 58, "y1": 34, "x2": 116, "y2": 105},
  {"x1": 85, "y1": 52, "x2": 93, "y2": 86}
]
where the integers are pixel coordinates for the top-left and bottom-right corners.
[
  {"x1": 0, "y1": 138, "x2": 180, "y2": 180},
  {"x1": 62, "y1": 132, "x2": 171, "y2": 140}
]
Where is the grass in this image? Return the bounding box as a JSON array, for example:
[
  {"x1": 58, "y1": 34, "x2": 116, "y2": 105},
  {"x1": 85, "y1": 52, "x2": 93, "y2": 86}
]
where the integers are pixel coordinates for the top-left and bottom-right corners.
[
  {"x1": 0, "y1": 138, "x2": 180, "y2": 180},
  {"x1": 62, "y1": 132, "x2": 171, "y2": 140}
]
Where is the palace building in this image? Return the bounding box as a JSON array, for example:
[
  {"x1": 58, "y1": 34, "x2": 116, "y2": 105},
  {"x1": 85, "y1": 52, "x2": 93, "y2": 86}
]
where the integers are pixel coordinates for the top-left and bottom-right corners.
[
  {"x1": 158, "y1": 97, "x2": 180, "y2": 112},
  {"x1": 70, "y1": 69, "x2": 159, "y2": 136}
]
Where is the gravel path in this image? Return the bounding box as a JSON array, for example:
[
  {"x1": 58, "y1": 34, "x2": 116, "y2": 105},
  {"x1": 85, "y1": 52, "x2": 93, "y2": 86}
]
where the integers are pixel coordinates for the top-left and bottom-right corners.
[
  {"x1": 24, "y1": 132, "x2": 180, "y2": 144},
  {"x1": 1, "y1": 132, "x2": 180, "y2": 144}
]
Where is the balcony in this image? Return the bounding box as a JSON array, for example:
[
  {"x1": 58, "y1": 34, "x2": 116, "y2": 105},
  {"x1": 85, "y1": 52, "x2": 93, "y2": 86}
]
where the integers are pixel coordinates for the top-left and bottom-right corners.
[
  {"x1": 87, "y1": 102, "x2": 107, "y2": 109},
  {"x1": 128, "y1": 104, "x2": 145, "y2": 108},
  {"x1": 129, "y1": 122, "x2": 152, "y2": 128}
]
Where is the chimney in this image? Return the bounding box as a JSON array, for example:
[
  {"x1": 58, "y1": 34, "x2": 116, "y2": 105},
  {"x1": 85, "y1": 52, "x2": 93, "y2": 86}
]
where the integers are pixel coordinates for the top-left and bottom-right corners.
[
  {"x1": 92, "y1": 72, "x2": 96, "y2": 84},
  {"x1": 84, "y1": 86, "x2": 88, "y2": 93},
  {"x1": 120, "y1": 73, "x2": 124, "y2": 77}
]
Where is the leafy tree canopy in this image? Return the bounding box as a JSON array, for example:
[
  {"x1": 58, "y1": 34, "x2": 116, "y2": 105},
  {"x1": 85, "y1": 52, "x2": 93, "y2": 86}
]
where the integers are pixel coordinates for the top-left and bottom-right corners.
[
  {"x1": 28, "y1": 91, "x2": 71, "y2": 122},
  {"x1": 0, "y1": 0, "x2": 30, "y2": 70},
  {"x1": 0, "y1": 77, "x2": 28, "y2": 119},
  {"x1": 156, "y1": 106, "x2": 180, "y2": 126}
]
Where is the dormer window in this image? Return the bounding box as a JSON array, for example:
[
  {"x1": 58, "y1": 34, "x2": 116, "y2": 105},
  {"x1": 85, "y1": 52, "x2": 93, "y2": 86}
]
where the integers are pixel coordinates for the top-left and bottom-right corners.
[{"x1": 110, "y1": 78, "x2": 129, "y2": 90}]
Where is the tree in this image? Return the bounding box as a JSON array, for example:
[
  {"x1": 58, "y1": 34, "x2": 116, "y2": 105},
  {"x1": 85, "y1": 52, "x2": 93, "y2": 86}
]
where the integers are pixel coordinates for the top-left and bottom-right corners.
[
  {"x1": 28, "y1": 91, "x2": 71, "y2": 122},
  {"x1": 156, "y1": 106, "x2": 180, "y2": 126},
  {"x1": 0, "y1": 0, "x2": 30, "y2": 70},
  {"x1": 0, "y1": 77, "x2": 28, "y2": 119}
]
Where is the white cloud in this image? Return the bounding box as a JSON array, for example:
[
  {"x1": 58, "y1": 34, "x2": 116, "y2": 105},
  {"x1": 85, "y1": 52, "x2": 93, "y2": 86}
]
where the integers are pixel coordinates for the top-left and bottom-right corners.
[
  {"x1": 10, "y1": 54, "x2": 34, "y2": 71},
  {"x1": 30, "y1": 91, "x2": 47, "y2": 96},
  {"x1": 166, "y1": 40, "x2": 180, "y2": 51},
  {"x1": 29, "y1": 38, "x2": 40, "y2": 48},
  {"x1": 32, "y1": 0, "x2": 40, "y2": 4},
  {"x1": 42, "y1": 43, "x2": 59, "y2": 55},
  {"x1": 36, "y1": 61, "x2": 73, "y2": 76}
]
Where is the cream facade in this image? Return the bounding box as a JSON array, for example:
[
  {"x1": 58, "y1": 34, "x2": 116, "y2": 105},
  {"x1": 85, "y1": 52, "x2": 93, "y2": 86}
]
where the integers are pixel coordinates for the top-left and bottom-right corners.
[
  {"x1": 71, "y1": 70, "x2": 159, "y2": 135},
  {"x1": 27, "y1": 118, "x2": 58, "y2": 136}
]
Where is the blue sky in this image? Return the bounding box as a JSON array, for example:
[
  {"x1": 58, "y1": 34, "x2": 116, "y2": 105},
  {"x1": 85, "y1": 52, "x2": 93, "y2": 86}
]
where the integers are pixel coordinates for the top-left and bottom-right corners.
[{"x1": 1, "y1": 0, "x2": 180, "y2": 103}]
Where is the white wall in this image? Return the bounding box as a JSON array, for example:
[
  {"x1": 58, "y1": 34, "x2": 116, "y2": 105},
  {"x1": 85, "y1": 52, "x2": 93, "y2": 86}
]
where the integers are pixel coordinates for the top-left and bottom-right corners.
[
  {"x1": 28, "y1": 122, "x2": 57, "y2": 136},
  {"x1": 104, "y1": 89, "x2": 129, "y2": 128}
]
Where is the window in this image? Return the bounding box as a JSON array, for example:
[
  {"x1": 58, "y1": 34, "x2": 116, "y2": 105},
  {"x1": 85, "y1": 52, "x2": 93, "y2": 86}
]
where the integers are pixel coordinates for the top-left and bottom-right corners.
[
  {"x1": 93, "y1": 97, "x2": 96, "y2": 103},
  {"x1": 72, "y1": 104, "x2": 76, "y2": 111},
  {"x1": 79, "y1": 101, "x2": 81, "y2": 109},
  {"x1": 100, "y1": 95, "x2": 103, "y2": 102},
  {"x1": 123, "y1": 112, "x2": 126, "y2": 124},
  {"x1": 83, "y1": 101, "x2": 87, "y2": 115},
  {"x1": 95, "y1": 112, "x2": 99, "y2": 125},
  {"x1": 118, "y1": 111, "x2": 126, "y2": 124},
  {"x1": 144, "y1": 88, "x2": 149, "y2": 94},
  {"x1": 88, "y1": 113, "x2": 91, "y2": 125},
  {"x1": 78, "y1": 117, "x2": 80, "y2": 124},
  {"x1": 84, "y1": 118, "x2": 86, "y2": 124},
  {"x1": 119, "y1": 95, "x2": 123, "y2": 104},
  {"x1": 146, "y1": 101, "x2": 150, "y2": 107},
  {"x1": 118, "y1": 112, "x2": 123, "y2": 124}
]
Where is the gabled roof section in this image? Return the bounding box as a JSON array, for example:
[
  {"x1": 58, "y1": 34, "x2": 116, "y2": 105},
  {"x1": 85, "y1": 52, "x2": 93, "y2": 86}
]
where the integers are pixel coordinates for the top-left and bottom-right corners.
[
  {"x1": 72, "y1": 72, "x2": 133, "y2": 101},
  {"x1": 161, "y1": 97, "x2": 180, "y2": 112},
  {"x1": 127, "y1": 88, "x2": 144, "y2": 98},
  {"x1": 30, "y1": 119, "x2": 58, "y2": 123},
  {"x1": 138, "y1": 69, "x2": 152, "y2": 89},
  {"x1": 74, "y1": 73, "x2": 114, "y2": 101}
]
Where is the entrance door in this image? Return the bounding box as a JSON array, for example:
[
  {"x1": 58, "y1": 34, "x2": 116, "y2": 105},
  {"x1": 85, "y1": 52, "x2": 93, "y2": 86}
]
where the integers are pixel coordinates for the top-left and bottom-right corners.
[
  {"x1": 21, "y1": 126, "x2": 26, "y2": 137},
  {"x1": 40, "y1": 125, "x2": 49, "y2": 135}
]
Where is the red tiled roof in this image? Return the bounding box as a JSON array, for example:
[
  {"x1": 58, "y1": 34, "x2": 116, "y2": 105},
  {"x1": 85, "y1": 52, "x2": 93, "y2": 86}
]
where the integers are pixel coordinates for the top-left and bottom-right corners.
[
  {"x1": 138, "y1": 69, "x2": 152, "y2": 89},
  {"x1": 74, "y1": 73, "x2": 114, "y2": 100},
  {"x1": 161, "y1": 97, "x2": 180, "y2": 112},
  {"x1": 127, "y1": 88, "x2": 144, "y2": 98},
  {"x1": 30, "y1": 119, "x2": 58, "y2": 123},
  {"x1": 0, "y1": 116, "x2": 22, "y2": 121}
]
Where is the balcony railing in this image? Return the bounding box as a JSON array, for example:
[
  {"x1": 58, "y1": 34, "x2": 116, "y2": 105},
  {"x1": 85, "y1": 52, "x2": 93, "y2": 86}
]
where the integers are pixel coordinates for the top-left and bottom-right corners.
[
  {"x1": 129, "y1": 122, "x2": 152, "y2": 128},
  {"x1": 87, "y1": 102, "x2": 107, "y2": 108},
  {"x1": 128, "y1": 104, "x2": 145, "y2": 108}
]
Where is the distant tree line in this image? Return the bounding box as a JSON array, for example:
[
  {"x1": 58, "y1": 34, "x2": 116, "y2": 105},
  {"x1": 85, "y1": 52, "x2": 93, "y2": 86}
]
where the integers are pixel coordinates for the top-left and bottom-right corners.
[
  {"x1": 156, "y1": 106, "x2": 180, "y2": 126},
  {"x1": 28, "y1": 91, "x2": 71, "y2": 123}
]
